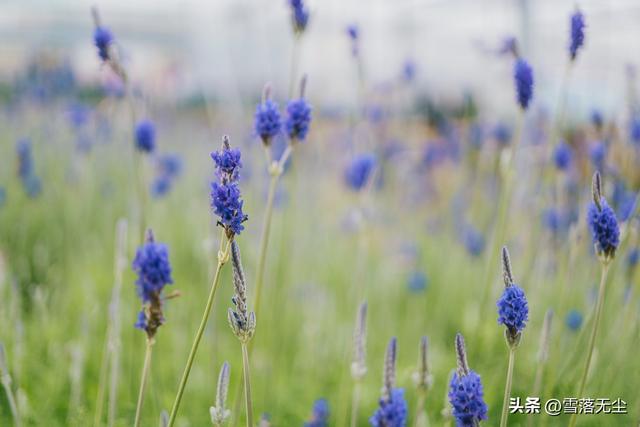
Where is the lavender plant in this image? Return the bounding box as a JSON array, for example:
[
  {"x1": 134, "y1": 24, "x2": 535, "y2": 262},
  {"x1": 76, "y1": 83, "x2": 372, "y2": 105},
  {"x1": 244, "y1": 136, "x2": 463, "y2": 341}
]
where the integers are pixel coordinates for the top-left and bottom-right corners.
[
  {"x1": 227, "y1": 241, "x2": 256, "y2": 427},
  {"x1": 350, "y1": 302, "x2": 368, "y2": 427},
  {"x1": 448, "y1": 334, "x2": 488, "y2": 426},
  {"x1": 252, "y1": 78, "x2": 311, "y2": 329},
  {"x1": 304, "y1": 399, "x2": 329, "y2": 427},
  {"x1": 496, "y1": 247, "x2": 529, "y2": 427},
  {"x1": 369, "y1": 337, "x2": 408, "y2": 427},
  {"x1": 132, "y1": 229, "x2": 174, "y2": 427},
  {"x1": 569, "y1": 171, "x2": 620, "y2": 427},
  {"x1": 210, "y1": 362, "x2": 231, "y2": 426},
  {"x1": 411, "y1": 336, "x2": 433, "y2": 427},
  {"x1": 168, "y1": 136, "x2": 247, "y2": 427}
]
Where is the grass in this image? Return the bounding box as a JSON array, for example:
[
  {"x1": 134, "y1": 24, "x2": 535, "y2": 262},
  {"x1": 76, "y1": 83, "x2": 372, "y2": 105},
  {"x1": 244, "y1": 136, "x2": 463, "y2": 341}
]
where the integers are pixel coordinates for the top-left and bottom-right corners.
[{"x1": 0, "y1": 99, "x2": 638, "y2": 427}]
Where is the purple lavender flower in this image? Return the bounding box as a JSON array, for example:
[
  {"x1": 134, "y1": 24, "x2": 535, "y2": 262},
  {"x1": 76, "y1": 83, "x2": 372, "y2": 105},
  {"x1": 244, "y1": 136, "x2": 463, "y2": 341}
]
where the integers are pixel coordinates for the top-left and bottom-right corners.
[
  {"x1": 462, "y1": 226, "x2": 485, "y2": 257},
  {"x1": 370, "y1": 337, "x2": 408, "y2": 427},
  {"x1": 369, "y1": 388, "x2": 408, "y2": 427},
  {"x1": 210, "y1": 137, "x2": 247, "y2": 237},
  {"x1": 407, "y1": 270, "x2": 428, "y2": 293},
  {"x1": 497, "y1": 285, "x2": 529, "y2": 334},
  {"x1": 553, "y1": 141, "x2": 572, "y2": 170},
  {"x1": 254, "y1": 98, "x2": 282, "y2": 145},
  {"x1": 587, "y1": 198, "x2": 619, "y2": 258},
  {"x1": 448, "y1": 371, "x2": 488, "y2": 426},
  {"x1": 304, "y1": 399, "x2": 329, "y2": 427},
  {"x1": 493, "y1": 122, "x2": 512, "y2": 147},
  {"x1": 569, "y1": 9, "x2": 585, "y2": 61},
  {"x1": 93, "y1": 26, "x2": 113, "y2": 62},
  {"x1": 514, "y1": 58, "x2": 534, "y2": 110},
  {"x1": 591, "y1": 110, "x2": 603, "y2": 130},
  {"x1": 285, "y1": 98, "x2": 312, "y2": 141},
  {"x1": 565, "y1": 310, "x2": 583, "y2": 331},
  {"x1": 344, "y1": 153, "x2": 376, "y2": 191},
  {"x1": 587, "y1": 172, "x2": 620, "y2": 259},
  {"x1": 449, "y1": 334, "x2": 488, "y2": 426},
  {"x1": 289, "y1": 0, "x2": 309, "y2": 34},
  {"x1": 346, "y1": 24, "x2": 359, "y2": 41},
  {"x1": 135, "y1": 120, "x2": 156, "y2": 153},
  {"x1": 133, "y1": 231, "x2": 173, "y2": 304},
  {"x1": 628, "y1": 248, "x2": 640, "y2": 269},
  {"x1": 402, "y1": 60, "x2": 416, "y2": 82},
  {"x1": 16, "y1": 139, "x2": 41, "y2": 198}
]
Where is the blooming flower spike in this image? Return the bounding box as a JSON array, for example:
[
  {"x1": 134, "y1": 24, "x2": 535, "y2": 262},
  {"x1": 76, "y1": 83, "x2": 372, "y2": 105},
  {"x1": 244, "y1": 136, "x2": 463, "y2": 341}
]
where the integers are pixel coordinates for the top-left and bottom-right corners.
[
  {"x1": 448, "y1": 334, "x2": 488, "y2": 426},
  {"x1": 497, "y1": 246, "x2": 529, "y2": 349},
  {"x1": 587, "y1": 171, "x2": 620, "y2": 263},
  {"x1": 285, "y1": 75, "x2": 312, "y2": 142},
  {"x1": 569, "y1": 9, "x2": 586, "y2": 61},
  {"x1": 369, "y1": 337, "x2": 408, "y2": 427},
  {"x1": 514, "y1": 58, "x2": 534, "y2": 110}
]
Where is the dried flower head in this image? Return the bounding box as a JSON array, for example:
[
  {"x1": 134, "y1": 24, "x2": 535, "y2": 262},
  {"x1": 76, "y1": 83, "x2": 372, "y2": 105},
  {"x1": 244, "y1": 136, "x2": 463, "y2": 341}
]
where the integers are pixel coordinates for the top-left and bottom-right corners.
[
  {"x1": 412, "y1": 336, "x2": 433, "y2": 392},
  {"x1": 210, "y1": 361, "x2": 231, "y2": 426},
  {"x1": 227, "y1": 241, "x2": 256, "y2": 343}
]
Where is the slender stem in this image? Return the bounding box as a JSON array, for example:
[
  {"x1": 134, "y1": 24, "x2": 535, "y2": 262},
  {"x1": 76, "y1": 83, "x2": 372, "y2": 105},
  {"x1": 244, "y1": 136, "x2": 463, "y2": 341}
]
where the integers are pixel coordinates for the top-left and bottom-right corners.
[
  {"x1": 527, "y1": 362, "x2": 545, "y2": 427},
  {"x1": 241, "y1": 343, "x2": 254, "y2": 427},
  {"x1": 288, "y1": 35, "x2": 301, "y2": 99},
  {"x1": 413, "y1": 391, "x2": 426, "y2": 427},
  {"x1": 134, "y1": 339, "x2": 154, "y2": 427},
  {"x1": 568, "y1": 263, "x2": 610, "y2": 427},
  {"x1": 1, "y1": 378, "x2": 19, "y2": 426},
  {"x1": 167, "y1": 240, "x2": 230, "y2": 427},
  {"x1": 349, "y1": 381, "x2": 361, "y2": 427},
  {"x1": 479, "y1": 110, "x2": 524, "y2": 318},
  {"x1": 93, "y1": 330, "x2": 110, "y2": 427},
  {"x1": 253, "y1": 174, "x2": 278, "y2": 317},
  {"x1": 500, "y1": 348, "x2": 516, "y2": 427}
]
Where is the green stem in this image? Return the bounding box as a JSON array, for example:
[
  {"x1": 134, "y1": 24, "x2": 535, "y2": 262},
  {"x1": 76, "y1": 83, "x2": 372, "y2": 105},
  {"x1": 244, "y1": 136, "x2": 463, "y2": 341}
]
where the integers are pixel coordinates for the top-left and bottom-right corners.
[
  {"x1": 93, "y1": 328, "x2": 110, "y2": 427},
  {"x1": 414, "y1": 391, "x2": 426, "y2": 427},
  {"x1": 253, "y1": 174, "x2": 278, "y2": 318},
  {"x1": 288, "y1": 35, "x2": 301, "y2": 99},
  {"x1": 1, "y1": 378, "x2": 19, "y2": 426},
  {"x1": 349, "y1": 381, "x2": 360, "y2": 427},
  {"x1": 241, "y1": 343, "x2": 253, "y2": 427},
  {"x1": 168, "y1": 240, "x2": 230, "y2": 427},
  {"x1": 500, "y1": 348, "x2": 516, "y2": 427},
  {"x1": 568, "y1": 263, "x2": 610, "y2": 427},
  {"x1": 134, "y1": 338, "x2": 154, "y2": 427}
]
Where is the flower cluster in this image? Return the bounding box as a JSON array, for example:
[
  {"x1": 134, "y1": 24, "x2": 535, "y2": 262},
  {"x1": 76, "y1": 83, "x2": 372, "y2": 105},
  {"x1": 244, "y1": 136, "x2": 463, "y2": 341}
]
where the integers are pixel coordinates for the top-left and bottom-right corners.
[
  {"x1": 135, "y1": 119, "x2": 156, "y2": 153},
  {"x1": 448, "y1": 371, "x2": 489, "y2": 426},
  {"x1": 587, "y1": 198, "x2": 619, "y2": 259},
  {"x1": 449, "y1": 334, "x2": 488, "y2": 427},
  {"x1": 344, "y1": 153, "x2": 376, "y2": 191},
  {"x1": 93, "y1": 26, "x2": 113, "y2": 62},
  {"x1": 132, "y1": 229, "x2": 173, "y2": 338},
  {"x1": 227, "y1": 241, "x2": 256, "y2": 343},
  {"x1": 151, "y1": 154, "x2": 182, "y2": 198},
  {"x1": 553, "y1": 141, "x2": 572, "y2": 170},
  {"x1": 254, "y1": 98, "x2": 282, "y2": 145},
  {"x1": 370, "y1": 337, "x2": 408, "y2": 427},
  {"x1": 304, "y1": 399, "x2": 329, "y2": 427},
  {"x1": 565, "y1": 309, "x2": 583, "y2": 331},
  {"x1": 497, "y1": 285, "x2": 529, "y2": 334},
  {"x1": 514, "y1": 58, "x2": 534, "y2": 110},
  {"x1": 289, "y1": 0, "x2": 309, "y2": 34},
  {"x1": 210, "y1": 137, "x2": 247, "y2": 237},
  {"x1": 285, "y1": 98, "x2": 312, "y2": 141},
  {"x1": 369, "y1": 388, "x2": 408, "y2": 427},
  {"x1": 569, "y1": 9, "x2": 585, "y2": 61}
]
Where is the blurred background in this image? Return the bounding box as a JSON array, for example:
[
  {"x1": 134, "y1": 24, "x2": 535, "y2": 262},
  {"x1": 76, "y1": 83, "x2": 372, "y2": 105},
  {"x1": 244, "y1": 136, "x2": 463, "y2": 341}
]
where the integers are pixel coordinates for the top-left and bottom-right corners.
[{"x1": 2, "y1": 0, "x2": 640, "y2": 115}]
